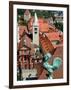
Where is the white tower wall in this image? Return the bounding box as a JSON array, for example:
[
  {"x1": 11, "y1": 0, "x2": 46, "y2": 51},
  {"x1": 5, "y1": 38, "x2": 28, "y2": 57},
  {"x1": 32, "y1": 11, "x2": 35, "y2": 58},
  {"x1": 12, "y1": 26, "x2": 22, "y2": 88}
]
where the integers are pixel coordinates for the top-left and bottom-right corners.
[{"x1": 33, "y1": 13, "x2": 39, "y2": 46}]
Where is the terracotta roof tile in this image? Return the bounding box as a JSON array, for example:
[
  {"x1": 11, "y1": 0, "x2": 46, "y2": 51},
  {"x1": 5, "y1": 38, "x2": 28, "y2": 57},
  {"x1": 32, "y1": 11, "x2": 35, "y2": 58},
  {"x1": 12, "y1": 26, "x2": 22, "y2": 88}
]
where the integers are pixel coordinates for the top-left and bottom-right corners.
[{"x1": 46, "y1": 32, "x2": 60, "y2": 41}]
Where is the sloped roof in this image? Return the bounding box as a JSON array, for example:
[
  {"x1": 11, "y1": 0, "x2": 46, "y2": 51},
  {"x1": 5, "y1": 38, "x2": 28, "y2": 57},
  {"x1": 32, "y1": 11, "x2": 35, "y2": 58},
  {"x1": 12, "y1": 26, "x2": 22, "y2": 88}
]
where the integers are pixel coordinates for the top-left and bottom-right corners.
[
  {"x1": 28, "y1": 17, "x2": 49, "y2": 32},
  {"x1": 39, "y1": 22, "x2": 49, "y2": 32},
  {"x1": 19, "y1": 45, "x2": 31, "y2": 51},
  {"x1": 45, "y1": 32, "x2": 60, "y2": 41},
  {"x1": 38, "y1": 18, "x2": 49, "y2": 32}
]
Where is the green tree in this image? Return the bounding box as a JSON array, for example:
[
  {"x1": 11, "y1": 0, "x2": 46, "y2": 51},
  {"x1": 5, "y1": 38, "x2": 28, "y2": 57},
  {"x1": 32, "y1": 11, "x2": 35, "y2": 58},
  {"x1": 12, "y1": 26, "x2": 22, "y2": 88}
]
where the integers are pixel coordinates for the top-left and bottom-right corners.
[{"x1": 54, "y1": 22, "x2": 63, "y2": 32}]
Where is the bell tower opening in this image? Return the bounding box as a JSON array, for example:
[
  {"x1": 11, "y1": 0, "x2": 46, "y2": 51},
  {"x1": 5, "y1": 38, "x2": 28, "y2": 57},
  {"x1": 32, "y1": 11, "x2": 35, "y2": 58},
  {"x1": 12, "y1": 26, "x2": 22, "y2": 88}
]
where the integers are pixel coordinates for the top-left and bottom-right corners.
[{"x1": 33, "y1": 13, "x2": 39, "y2": 46}]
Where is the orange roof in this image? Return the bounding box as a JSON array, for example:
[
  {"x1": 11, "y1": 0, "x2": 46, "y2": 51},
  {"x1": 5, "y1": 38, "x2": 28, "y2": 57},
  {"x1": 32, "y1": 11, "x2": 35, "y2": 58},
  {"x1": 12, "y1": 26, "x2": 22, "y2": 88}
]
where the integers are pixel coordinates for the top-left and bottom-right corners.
[
  {"x1": 46, "y1": 32, "x2": 60, "y2": 41},
  {"x1": 38, "y1": 18, "x2": 44, "y2": 23},
  {"x1": 38, "y1": 18, "x2": 49, "y2": 32},
  {"x1": 39, "y1": 22, "x2": 49, "y2": 32},
  {"x1": 39, "y1": 33, "x2": 54, "y2": 54},
  {"x1": 28, "y1": 17, "x2": 63, "y2": 33},
  {"x1": 28, "y1": 17, "x2": 49, "y2": 32}
]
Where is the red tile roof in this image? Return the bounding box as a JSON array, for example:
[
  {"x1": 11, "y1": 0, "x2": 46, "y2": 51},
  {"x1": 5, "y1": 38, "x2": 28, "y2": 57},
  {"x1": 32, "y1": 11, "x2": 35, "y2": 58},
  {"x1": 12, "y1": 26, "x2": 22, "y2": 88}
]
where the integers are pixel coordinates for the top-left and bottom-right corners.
[
  {"x1": 39, "y1": 33, "x2": 54, "y2": 54},
  {"x1": 28, "y1": 17, "x2": 59, "y2": 33},
  {"x1": 45, "y1": 32, "x2": 60, "y2": 41},
  {"x1": 39, "y1": 22, "x2": 49, "y2": 32},
  {"x1": 28, "y1": 17, "x2": 49, "y2": 32}
]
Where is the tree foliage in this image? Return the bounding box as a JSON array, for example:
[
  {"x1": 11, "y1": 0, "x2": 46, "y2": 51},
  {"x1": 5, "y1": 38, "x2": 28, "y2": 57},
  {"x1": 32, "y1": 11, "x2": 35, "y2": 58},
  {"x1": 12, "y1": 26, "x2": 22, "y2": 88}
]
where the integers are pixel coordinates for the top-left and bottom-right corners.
[
  {"x1": 17, "y1": 9, "x2": 63, "y2": 31},
  {"x1": 54, "y1": 22, "x2": 63, "y2": 32}
]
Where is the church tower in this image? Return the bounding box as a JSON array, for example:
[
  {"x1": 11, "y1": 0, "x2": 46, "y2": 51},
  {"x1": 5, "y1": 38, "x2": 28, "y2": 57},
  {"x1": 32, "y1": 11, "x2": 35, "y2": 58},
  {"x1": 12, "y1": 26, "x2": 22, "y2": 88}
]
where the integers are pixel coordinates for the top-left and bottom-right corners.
[{"x1": 33, "y1": 13, "x2": 39, "y2": 46}]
